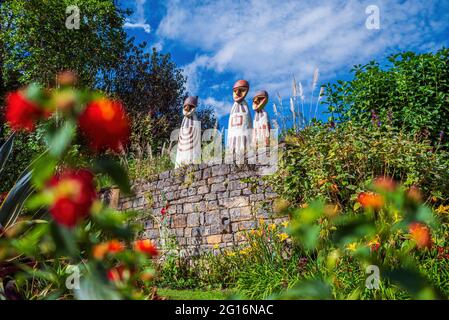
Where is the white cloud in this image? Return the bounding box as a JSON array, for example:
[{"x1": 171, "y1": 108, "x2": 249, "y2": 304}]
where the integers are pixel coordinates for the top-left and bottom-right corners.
[
  {"x1": 201, "y1": 97, "x2": 229, "y2": 119},
  {"x1": 124, "y1": 0, "x2": 151, "y2": 34},
  {"x1": 124, "y1": 22, "x2": 151, "y2": 33},
  {"x1": 157, "y1": 0, "x2": 448, "y2": 98}
]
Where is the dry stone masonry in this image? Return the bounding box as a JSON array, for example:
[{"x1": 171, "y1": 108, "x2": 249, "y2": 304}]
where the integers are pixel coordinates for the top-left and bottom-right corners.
[{"x1": 108, "y1": 163, "x2": 285, "y2": 256}]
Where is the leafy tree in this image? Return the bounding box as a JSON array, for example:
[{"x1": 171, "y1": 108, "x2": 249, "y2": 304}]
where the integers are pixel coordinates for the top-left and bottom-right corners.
[
  {"x1": 103, "y1": 42, "x2": 216, "y2": 152},
  {"x1": 325, "y1": 49, "x2": 449, "y2": 143},
  {"x1": 0, "y1": 0, "x2": 128, "y2": 88},
  {"x1": 0, "y1": 0, "x2": 216, "y2": 189}
]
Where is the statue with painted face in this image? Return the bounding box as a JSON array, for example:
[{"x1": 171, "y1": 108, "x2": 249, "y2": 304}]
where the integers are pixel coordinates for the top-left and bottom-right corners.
[
  {"x1": 226, "y1": 80, "x2": 252, "y2": 163},
  {"x1": 175, "y1": 96, "x2": 201, "y2": 168},
  {"x1": 252, "y1": 90, "x2": 270, "y2": 152}
]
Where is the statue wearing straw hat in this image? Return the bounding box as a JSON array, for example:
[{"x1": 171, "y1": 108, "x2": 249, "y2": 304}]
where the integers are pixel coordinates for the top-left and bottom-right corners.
[
  {"x1": 226, "y1": 80, "x2": 252, "y2": 163},
  {"x1": 175, "y1": 96, "x2": 201, "y2": 168}
]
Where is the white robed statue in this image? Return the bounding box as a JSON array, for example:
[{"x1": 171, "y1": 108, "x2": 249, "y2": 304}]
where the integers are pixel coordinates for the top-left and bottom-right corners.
[
  {"x1": 252, "y1": 90, "x2": 270, "y2": 156},
  {"x1": 175, "y1": 96, "x2": 201, "y2": 168},
  {"x1": 226, "y1": 80, "x2": 252, "y2": 164}
]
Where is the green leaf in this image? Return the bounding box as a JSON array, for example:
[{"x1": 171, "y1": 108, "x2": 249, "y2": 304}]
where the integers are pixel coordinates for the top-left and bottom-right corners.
[
  {"x1": 31, "y1": 153, "x2": 58, "y2": 188},
  {"x1": 0, "y1": 133, "x2": 15, "y2": 175},
  {"x1": 93, "y1": 157, "x2": 132, "y2": 195},
  {"x1": 11, "y1": 222, "x2": 49, "y2": 256},
  {"x1": 331, "y1": 214, "x2": 376, "y2": 246},
  {"x1": 280, "y1": 279, "x2": 333, "y2": 300},
  {"x1": 384, "y1": 268, "x2": 442, "y2": 300},
  {"x1": 45, "y1": 120, "x2": 76, "y2": 158},
  {"x1": 0, "y1": 171, "x2": 34, "y2": 228},
  {"x1": 49, "y1": 222, "x2": 79, "y2": 259}
]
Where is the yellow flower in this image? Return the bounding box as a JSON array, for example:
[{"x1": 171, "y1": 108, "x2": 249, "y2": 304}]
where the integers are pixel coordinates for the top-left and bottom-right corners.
[
  {"x1": 258, "y1": 218, "x2": 265, "y2": 225},
  {"x1": 367, "y1": 236, "x2": 380, "y2": 247},
  {"x1": 392, "y1": 209, "x2": 402, "y2": 224},
  {"x1": 225, "y1": 250, "x2": 236, "y2": 257},
  {"x1": 436, "y1": 205, "x2": 449, "y2": 215},
  {"x1": 213, "y1": 244, "x2": 220, "y2": 250},
  {"x1": 281, "y1": 221, "x2": 289, "y2": 228},
  {"x1": 278, "y1": 233, "x2": 289, "y2": 242},
  {"x1": 268, "y1": 223, "x2": 277, "y2": 231},
  {"x1": 346, "y1": 242, "x2": 358, "y2": 252}
]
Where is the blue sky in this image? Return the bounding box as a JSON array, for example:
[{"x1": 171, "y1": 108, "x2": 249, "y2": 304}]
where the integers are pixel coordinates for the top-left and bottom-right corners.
[{"x1": 118, "y1": 0, "x2": 449, "y2": 129}]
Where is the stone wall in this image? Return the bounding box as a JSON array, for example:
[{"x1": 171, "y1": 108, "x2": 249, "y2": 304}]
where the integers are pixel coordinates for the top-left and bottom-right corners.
[{"x1": 111, "y1": 163, "x2": 285, "y2": 256}]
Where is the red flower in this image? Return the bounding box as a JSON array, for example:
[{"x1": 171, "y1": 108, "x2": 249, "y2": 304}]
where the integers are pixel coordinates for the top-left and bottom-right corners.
[
  {"x1": 370, "y1": 243, "x2": 381, "y2": 252},
  {"x1": 436, "y1": 246, "x2": 449, "y2": 260},
  {"x1": 5, "y1": 91, "x2": 45, "y2": 132},
  {"x1": 134, "y1": 239, "x2": 158, "y2": 257},
  {"x1": 107, "y1": 265, "x2": 129, "y2": 282},
  {"x1": 48, "y1": 169, "x2": 97, "y2": 228},
  {"x1": 161, "y1": 207, "x2": 167, "y2": 216},
  {"x1": 78, "y1": 98, "x2": 130, "y2": 153},
  {"x1": 409, "y1": 222, "x2": 432, "y2": 249},
  {"x1": 107, "y1": 239, "x2": 125, "y2": 253},
  {"x1": 357, "y1": 192, "x2": 384, "y2": 210}
]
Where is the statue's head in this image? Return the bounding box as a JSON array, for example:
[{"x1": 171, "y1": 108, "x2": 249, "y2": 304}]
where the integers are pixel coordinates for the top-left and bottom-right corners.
[
  {"x1": 183, "y1": 96, "x2": 198, "y2": 117},
  {"x1": 233, "y1": 80, "x2": 249, "y2": 103},
  {"x1": 252, "y1": 90, "x2": 269, "y2": 111}
]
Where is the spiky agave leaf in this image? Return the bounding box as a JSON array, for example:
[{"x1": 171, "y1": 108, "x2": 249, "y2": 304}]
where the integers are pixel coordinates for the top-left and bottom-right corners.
[
  {"x1": 0, "y1": 171, "x2": 34, "y2": 229},
  {"x1": 0, "y1": 133, "x2": 15, "y2": 175}
]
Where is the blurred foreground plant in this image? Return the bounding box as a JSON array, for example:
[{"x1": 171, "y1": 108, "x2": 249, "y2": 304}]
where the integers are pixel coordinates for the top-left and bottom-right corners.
[
  {"x1": 0, "y1": 73, "x2": 160, "y2": 300},
  {"x1": 280, "y1": 178, "x2": 446, "y2": 300}
]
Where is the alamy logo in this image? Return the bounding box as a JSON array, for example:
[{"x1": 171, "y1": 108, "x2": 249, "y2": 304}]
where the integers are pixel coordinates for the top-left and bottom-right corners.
[
  {"x1": 65, "y1": 265, "x2": 80, "y2": 290},
  {"x1": 365, "y1": 265, "x2": 380, "y2": 289},
  {"x1": 365, "y1": 5, "x2": 380, "y2": 30},
  {"x1": 66, "y1": 5, "x2": 80, "y2": 30}
]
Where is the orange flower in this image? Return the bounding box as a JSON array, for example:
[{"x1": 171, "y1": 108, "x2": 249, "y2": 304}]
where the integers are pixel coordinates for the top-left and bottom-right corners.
[
  {"x1": 357, "y1": 192, "x2": 384, "y2": 210},
  {"x1": 409, "y1": 222, "x2": 432, "y2": 249},
  {"x1": 93, "y1": 242, "x2": 109, "y2": 260},
  {"x1": 93, "y1": 239, "x2": 125, "y2": 259},
  {"x1": 374, "y1": 177, "x2": 396, "y2": 192},
  {"x1": 78, "y1": 98, "x2": 130, "y2": 153},
  {"x1": 107, "y1": 239, "x2": 125, "y2": 253},
  {"x1": 134, "y1": 239, "x2": 158, "y2": 257}
]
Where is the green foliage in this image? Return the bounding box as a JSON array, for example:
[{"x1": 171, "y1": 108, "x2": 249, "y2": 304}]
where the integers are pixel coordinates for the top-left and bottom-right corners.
[
  {"x1": 0, "y1": 128, "x2": 46, "y2": 191},
  {"x1": 280, "y1": 183, "x2": 448, "y2": 300},
  {"x1": 325, "y1": 49, "x2": 449, "y2": 143},
  {"x1": 269, "y1": 122, "x2": 449, "y2": 207},
  {"x1": 0, "y1": 0, "x2": 128, "y2": 88},
  {"x1": 126, "y1": 155, "x2": 173, "y2": 182}
]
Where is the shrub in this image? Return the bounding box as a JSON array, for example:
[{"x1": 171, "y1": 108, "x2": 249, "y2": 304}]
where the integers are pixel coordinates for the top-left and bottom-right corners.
[
  {"x1": 325, "y1": 48, "x2": 449, "y2": 144},
  {"x1": 269, "y1": 122, "x2": 449, "y2": 208}
]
